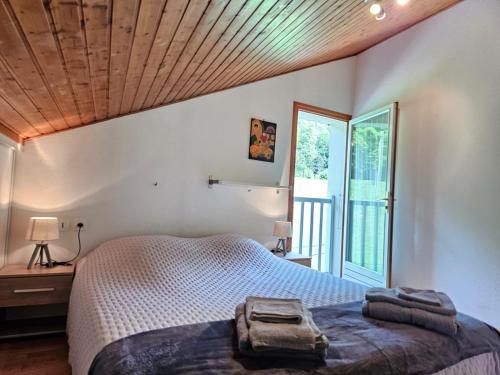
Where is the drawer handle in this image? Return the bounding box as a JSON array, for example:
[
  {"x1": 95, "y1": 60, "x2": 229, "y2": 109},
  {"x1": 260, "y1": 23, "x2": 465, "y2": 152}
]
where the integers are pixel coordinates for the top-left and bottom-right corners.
[{"x1": 13, "y1": 288, "x2": 56, "y2": 294}]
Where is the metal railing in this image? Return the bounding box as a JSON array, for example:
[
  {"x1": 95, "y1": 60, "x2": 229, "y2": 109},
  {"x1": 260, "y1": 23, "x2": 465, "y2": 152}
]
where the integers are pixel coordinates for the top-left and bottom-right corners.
[
  {"x1": 345, "y1": 199, "x2": 386, "y2": 273},
  {"x1": 292, "y1": 196, "x2": 334, "y2": 272},
  {"x1": 292, "y1": 197, "x2": 386, "y2": 273}
]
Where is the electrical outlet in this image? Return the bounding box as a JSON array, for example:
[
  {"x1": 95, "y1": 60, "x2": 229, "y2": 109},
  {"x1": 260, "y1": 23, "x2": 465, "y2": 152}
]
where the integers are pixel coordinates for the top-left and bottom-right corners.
[
  {"x1": 59, "y1": 218, "x2": 69, "y2": 232},
  {"x1": 73, "y1": 219, "x2": 87, "y2": 231}
]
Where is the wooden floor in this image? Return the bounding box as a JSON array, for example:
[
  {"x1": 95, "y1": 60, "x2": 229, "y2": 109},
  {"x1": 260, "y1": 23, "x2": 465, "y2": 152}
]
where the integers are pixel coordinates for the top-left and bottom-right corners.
[{"x1": 0, "y1": 334, "x2": 71, "y2": 375}]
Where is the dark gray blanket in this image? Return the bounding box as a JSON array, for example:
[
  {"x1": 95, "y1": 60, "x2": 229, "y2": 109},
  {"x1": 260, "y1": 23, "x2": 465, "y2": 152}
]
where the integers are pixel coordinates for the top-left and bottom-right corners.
[{"x1": 89, "y1": 302, "x2": 500, "y2": 375}]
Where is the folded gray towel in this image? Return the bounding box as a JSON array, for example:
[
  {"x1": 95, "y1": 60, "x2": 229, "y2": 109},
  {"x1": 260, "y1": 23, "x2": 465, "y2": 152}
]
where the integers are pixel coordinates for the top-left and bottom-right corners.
[
  {"x1": 248, "y1": 309, "x2": 325, "y2": 352},
  {"x1": 366, "y1": 287, "x2": 456, "y2": 316},
  {"x1": 235, "y1": 304, "x2": 250, "y2": 352},
  {"x1": 245, "y1": 296, "x2": 304, "y2": 324},
  {"x1": 362, "y1": 301, "x2": 459, "y2": 336},
  {"x1": 396, "y1": 287, "x2": 442, "y2": 306},
  {"x1": 235, "y1": 303, "x2": 328, "y2": 361}
]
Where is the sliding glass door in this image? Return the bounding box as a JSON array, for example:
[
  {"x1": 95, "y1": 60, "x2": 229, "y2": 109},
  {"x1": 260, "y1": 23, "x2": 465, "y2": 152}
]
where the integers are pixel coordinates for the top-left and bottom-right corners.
[{"x1": 342, "y1": 104, "x2": 397, "y2": 287}]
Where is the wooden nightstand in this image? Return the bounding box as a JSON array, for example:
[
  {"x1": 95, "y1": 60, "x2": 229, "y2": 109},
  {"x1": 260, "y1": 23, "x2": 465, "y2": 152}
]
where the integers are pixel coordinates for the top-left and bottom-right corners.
[
  {"x1": 284, "y1": 252, "x2": 312, "y2": 268},
  {"x1": 0, "y1": 264, "x2": 75, "y2": 339}
]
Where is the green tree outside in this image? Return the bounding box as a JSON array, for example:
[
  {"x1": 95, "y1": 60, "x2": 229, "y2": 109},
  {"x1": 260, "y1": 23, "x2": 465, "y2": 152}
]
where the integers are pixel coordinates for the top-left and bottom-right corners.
[{"x1": 295, "y1": 119, "x2": 330, "y2": 180}]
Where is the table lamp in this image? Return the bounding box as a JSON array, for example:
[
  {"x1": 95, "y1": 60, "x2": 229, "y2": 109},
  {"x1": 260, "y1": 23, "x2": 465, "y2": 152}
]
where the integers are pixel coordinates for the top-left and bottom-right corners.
[
  {"x1": 26, "y1": 217, "x2": 59, "y2": 269},
  {"x1": 273, "y1": 221, "x2": 292, "y2": 257}
]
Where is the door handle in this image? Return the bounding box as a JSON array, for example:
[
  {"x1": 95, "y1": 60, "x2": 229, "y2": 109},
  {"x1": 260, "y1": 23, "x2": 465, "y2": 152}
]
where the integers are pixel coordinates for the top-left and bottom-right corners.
[
  {"x1": 378, "y1": 195, "x2": 395, "y2": 210},
  {"x1": 378, "y1": 195, "x2": 397, "y2": 202}
]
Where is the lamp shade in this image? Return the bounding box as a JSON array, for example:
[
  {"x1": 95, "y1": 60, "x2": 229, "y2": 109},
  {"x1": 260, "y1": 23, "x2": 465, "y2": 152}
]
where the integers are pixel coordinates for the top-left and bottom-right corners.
[
  {"x1": 273, "y1": 221, "x2": 292, "y2": 238},
  {"x1": 25, "y1": 217, "x2": 60, "y2": 241}
]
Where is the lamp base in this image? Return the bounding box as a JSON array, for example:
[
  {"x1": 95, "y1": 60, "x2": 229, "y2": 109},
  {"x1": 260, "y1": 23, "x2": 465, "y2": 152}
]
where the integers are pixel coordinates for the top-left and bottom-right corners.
[
  {"x1": 27, "y1": 243, "x2": 54, "y2": 269},
  {"x1": 271, "y1": 238, "x2": 287, "y2": 257}
]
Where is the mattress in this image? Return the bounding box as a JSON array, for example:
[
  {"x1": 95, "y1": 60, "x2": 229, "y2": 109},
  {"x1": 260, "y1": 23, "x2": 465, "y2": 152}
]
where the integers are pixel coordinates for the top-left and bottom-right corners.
[{"x1": 67, "y1": 234, "x2": 367, "y2": 375}]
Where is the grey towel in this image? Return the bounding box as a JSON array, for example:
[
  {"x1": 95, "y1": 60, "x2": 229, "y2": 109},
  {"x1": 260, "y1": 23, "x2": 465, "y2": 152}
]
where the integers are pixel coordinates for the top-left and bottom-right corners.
[
  {"x1": 235, "y1": 304, "x2": 250, "y2": 352},
  {"x1": 366, "y1": 287, "x2": 456, "y2": 316},
  {"x1": 235, "y1": 304, "x2": 328, "y2": 361},
  {"x1": 245, "y1": 296, "x2": 304, "y2": 324},
  {"x1": 249, "y1": 309, "x2": 325, "y2": 352},
  {"x1": 362, "y1": 301, "x2": 459, "y2": 336},
  {"x1": 397, "y1": 287, "x2": 442, "y2": 306}
]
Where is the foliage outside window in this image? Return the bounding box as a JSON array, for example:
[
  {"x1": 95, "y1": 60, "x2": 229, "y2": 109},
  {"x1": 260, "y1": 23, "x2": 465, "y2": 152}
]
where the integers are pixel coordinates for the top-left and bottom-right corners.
[{"x1": 295, "y1": 119, "x2": 330, "y2": 180}]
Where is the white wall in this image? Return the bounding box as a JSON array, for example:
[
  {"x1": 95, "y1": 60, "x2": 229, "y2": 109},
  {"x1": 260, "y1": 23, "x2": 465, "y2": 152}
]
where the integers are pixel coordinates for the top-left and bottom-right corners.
[
  {"x1": 353, "y1": 0, "x2": 500, "y2": 326},
  {"x1": 8, "y1": 58, "x2": 355, "y2": 264}
]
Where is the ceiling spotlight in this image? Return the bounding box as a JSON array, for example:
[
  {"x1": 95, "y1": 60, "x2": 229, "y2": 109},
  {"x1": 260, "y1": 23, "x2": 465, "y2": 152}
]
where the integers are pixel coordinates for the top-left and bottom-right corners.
[
  {"x1": 375, "y1": 9, "x2": 386, "y2": 20},
  {"x1": 365, "y1": 0, "x2": 386, "y2": 20},
  {"x1": 397, "y1": 0, "x2": 410, "y2": 5},
  {"x1": 369, "y1": 2, "x2": 382, "y2": 15}
]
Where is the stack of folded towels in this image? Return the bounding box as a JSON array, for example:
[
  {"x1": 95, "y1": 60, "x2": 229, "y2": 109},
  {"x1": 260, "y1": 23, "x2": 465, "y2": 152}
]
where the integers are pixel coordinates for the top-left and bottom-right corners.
[
  {"x1": 362, "y1": 287, "x2": 459, "y2": 336},
  {"x1": 235, "y1": 296, "x2": 329, "y2": 361}
]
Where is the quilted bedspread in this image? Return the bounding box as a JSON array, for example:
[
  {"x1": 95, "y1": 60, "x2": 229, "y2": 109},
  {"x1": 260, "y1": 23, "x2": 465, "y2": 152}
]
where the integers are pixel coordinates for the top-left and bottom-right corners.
[
  {"x1": 88, "y1": 302, "x2": 500, "y2": 375},
  {"x1": 67, "y1": 234, "x2": 367, "y2": 375}
]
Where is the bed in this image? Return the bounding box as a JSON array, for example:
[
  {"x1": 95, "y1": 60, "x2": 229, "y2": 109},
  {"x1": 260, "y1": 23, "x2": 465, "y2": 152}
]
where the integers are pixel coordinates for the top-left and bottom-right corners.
[{"x1": 67, "y1": 234, "x2": 500, "y2": 375}]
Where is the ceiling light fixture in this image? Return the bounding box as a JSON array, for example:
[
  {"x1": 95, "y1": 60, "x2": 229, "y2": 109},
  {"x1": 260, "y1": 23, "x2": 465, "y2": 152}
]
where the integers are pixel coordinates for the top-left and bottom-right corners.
[
  {"x1": 375, "y1": 9, "x2": 386, "y2": 20},
  {"x1": 397, "y1": 0, "x2": 410, "y2": 5},
  {"x1": 369, "y1": 2, "x2": 382, "y2": 15},
  {"x1": 365, "y1": 0, "x2": 386, "y2": 21}
]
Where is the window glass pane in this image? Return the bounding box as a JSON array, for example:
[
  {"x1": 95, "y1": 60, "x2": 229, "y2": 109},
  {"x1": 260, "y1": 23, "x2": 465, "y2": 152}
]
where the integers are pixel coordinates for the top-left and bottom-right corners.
[{"x1": 346, "y1": 112, "x2": 389, "y2": 274}]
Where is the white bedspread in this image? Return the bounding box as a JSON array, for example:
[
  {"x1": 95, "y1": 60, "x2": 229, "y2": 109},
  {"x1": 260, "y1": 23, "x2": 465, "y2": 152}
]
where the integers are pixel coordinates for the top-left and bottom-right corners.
[{"x1": 67, "y1": 234, "x2": 367, "y2": 375}]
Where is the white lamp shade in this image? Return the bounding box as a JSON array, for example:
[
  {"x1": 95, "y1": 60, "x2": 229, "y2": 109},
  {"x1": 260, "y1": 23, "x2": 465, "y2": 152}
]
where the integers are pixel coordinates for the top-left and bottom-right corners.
[
  {"x1": 25, "y1": 217, "x2": 60, "y2": 241},
  {"x1": 273, "y1": 221, "x2": 292, "y2": 238}
]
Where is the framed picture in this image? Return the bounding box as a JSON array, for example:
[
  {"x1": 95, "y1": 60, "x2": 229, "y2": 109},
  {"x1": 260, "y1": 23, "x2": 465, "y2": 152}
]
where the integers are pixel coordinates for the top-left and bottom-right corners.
[{"x1": 249, "y1": 118, "x2": 276, "y2": 163}]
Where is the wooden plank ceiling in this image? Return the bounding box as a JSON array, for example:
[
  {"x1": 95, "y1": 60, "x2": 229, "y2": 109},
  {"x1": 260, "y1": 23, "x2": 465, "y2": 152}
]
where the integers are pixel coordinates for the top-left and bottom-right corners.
[{"x1": 0, "y1": 0, "x2": 461, "y2": 142}]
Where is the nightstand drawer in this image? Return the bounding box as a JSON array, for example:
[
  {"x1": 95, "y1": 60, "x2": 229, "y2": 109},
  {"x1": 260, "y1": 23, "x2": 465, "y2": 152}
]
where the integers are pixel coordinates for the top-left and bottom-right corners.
[{"x1": 0, "y1": 275, "x2": 73, "y2": 307}]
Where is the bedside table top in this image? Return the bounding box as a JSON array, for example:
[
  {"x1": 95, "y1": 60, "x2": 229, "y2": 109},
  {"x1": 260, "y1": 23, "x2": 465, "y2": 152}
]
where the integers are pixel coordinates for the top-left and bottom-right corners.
[
  {"x1": 0, "y1": 264, "x2": 75, "y2": 278},
  {"x1": 284, "y1": 251, "x2": 312, "y2": 261}
]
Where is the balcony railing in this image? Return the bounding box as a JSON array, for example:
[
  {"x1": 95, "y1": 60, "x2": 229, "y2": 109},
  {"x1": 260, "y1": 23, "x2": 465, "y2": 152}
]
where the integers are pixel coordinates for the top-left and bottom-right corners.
[
  {"x1": 292, "y1": 196, "x2": 335, "y2": 272},
  {"x1": 345, "y1": 199, "x2": 386, "y2": 273},
  {"x1": 292, "y1": 197, "x2": 386, "y2": 274}
]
